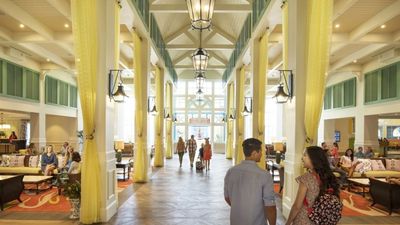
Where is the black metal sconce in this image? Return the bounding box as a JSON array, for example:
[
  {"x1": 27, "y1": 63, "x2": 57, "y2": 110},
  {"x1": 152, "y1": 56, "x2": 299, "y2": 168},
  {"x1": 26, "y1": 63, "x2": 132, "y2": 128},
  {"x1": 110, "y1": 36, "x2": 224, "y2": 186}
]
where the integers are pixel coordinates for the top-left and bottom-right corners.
[
  {"x1": 273, "y1": 70, "x2": 293, "y2": 103},
  {"x1": 228, "y1": 108, "x2": 236, "y2": 120},
  {"x1": 148, "y1": 96, "x2": 158, "y2": 115},
  {"x1": 242, "y1": 97, "x2": 253, "y2": 116},
  {"x1": 109, "y1": 69, "x2": 128, "y2": 103},
  {"x1": 164, "y1": 108, "x2": 171, "y2": 120}
]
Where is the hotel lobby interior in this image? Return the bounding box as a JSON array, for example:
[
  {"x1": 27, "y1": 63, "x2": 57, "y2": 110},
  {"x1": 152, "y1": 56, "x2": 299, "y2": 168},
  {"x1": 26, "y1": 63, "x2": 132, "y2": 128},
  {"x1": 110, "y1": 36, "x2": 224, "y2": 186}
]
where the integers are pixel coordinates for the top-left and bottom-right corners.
[{"x1": 0, "y1": 0, "x2": 400, "y2": 224}]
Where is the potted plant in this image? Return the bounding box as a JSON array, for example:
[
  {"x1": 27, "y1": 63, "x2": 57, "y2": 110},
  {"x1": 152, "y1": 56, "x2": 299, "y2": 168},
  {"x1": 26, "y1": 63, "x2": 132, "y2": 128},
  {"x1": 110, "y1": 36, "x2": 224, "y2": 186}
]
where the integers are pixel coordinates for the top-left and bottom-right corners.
[{"x1": 64, "y1": 180, "x2": 81, "y2": 219}]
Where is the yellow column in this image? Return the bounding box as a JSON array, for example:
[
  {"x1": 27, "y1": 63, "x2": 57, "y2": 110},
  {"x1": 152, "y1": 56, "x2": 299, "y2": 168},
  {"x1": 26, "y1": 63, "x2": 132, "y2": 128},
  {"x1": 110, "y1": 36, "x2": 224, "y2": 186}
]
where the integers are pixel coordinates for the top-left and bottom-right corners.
[
  {"x1": 165, "y1": 82, "x2": 173, "y2": 159},
  {"x1": 133, "y1": 30, "x2": 149, "y2": 182},
  {"x1": 225, "y1": 83, "x2": 234, "y2": 159},
  {"x1": 234, "y1": 67, "x2": 245, "y2": 165},
  {"x1": 71, "y1": 0, "x2": 100, "y2": 222},
  {"x1": 154, "y1": 67, "x2": 164, "y2": 166},
  {"x1": 253, "y1": 32, "x2": 268, "y2": 170},
  {"x1": 304, "y1": 0, "x2": 333, "y2": 145}
]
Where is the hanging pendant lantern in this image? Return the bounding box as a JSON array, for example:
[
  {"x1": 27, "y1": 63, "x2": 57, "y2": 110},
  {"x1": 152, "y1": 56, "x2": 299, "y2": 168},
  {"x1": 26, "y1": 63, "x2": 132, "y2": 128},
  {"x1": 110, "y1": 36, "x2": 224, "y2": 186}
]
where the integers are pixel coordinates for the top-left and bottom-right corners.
[
  {"x1": 192, "y1": 48, "x2": 209, "y2": 73},
  {"x1": 195, "y1": 72, "x2": 206, "y2": 89},
  {"x1": 186, "y1": 0, "x2": 215, "y2": 30}
]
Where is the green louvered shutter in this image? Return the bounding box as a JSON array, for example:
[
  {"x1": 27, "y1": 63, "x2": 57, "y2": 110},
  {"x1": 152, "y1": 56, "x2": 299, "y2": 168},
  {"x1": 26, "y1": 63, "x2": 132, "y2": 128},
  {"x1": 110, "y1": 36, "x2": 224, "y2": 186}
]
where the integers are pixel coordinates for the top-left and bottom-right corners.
[{"x1": 381, "y1": 64, "x2": 397, "y2": 100}]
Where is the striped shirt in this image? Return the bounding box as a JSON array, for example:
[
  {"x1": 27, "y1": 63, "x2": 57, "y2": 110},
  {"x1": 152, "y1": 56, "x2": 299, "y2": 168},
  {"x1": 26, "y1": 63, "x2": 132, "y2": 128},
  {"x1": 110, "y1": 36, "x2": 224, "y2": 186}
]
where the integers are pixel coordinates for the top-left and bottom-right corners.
[{"x1": 186, "y1": 139, "x2": 197, "y2": 153}]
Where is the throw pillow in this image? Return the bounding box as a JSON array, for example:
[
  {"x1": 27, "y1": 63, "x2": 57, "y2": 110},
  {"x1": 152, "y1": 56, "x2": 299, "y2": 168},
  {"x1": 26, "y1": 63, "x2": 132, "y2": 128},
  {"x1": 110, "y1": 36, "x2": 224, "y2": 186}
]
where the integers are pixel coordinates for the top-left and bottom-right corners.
[
  {"x1": 17, "y1": 155, "x2": 25, "y2": 167},
  {"x1": 1, "y1": 155, "x2": 10, "y2": 167},
  {"x1": 370, "y1": 160, "x2": 386, "y2": 171},
  {"x1": 29, "y1": 156, "x2": 39, "y2": 168},
  {"x1": 385, "y1": 159, "x2": 400, "y2": 171},
  {"x1": 9, "y1": 155, "x2": 19, "y2": 167},
  {"x1": 24, "y1": 155, "x2": 31, "y2": 167},
  {"x1": 355, "y1": 159, "x2": 372, "y2": 173}
]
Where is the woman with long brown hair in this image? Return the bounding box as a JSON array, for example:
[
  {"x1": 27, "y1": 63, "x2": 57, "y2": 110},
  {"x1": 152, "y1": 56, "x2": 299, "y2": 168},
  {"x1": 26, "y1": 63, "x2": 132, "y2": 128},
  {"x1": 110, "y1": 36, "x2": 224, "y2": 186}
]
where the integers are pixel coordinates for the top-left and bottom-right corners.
[{"x1": 176, "y1": 137, "x2": 186, "y2": 168}]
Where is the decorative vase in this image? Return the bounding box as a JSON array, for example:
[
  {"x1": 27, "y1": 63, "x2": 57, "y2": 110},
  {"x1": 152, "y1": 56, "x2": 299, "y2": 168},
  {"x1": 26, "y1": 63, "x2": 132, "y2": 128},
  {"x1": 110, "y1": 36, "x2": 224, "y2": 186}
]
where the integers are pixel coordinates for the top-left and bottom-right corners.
[
  {"x1": 69, "y1": 198, "x2": 80, "y2": 219},
  {"x1": 116, "y1": 151, "x2": 122, "y2": 162}
]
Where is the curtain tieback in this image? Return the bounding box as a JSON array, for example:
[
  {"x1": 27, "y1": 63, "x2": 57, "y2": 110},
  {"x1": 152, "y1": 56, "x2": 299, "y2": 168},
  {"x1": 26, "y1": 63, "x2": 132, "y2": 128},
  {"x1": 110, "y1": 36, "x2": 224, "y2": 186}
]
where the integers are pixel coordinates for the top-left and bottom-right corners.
[
  {"x1": 85, "y1": 129, "x2": 95, "y2": 140},
  {"x1": 305, "y1": 137, "x2": 313, "y2": 144}
]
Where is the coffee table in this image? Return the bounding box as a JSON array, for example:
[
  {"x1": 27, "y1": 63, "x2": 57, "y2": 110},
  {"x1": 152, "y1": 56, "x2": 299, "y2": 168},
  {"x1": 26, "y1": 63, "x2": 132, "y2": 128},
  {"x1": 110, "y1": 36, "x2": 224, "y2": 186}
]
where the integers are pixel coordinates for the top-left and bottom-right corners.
[
  {"x1": 348, "y1": 178, "x2": 386, "y2": 197},
  {"x1": 23, "y1": 176, "x2": 53, "y2": 194},
  {"x1": 116, "y1": 161, "x2": 131, "y2": 181}
]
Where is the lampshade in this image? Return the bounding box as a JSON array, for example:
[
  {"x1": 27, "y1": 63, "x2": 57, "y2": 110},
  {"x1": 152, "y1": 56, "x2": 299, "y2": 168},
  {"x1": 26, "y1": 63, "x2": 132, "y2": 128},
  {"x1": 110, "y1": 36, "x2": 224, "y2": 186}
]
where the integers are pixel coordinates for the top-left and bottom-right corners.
[
  {"x1": 273, "y1": 142, "x2": 284, "y2": 152},
  {"x1": 112, "y1": 83, "x2": 128, "y2": 103},
  {"x1": 192, "y1": 48, "x2": 209, "y2": 73},
  {"x1": 196, "y1": 88, "x2": 204, "y2": 101},
  {"x1": 273, "y1": 84, "x2": 290, "y2": 103},
  {"x1": 114, "y1": 140, "x2": 125, "y2": 150},
  {"x1": 186, "y1": 0, "x2": 215, "y2": 30}
]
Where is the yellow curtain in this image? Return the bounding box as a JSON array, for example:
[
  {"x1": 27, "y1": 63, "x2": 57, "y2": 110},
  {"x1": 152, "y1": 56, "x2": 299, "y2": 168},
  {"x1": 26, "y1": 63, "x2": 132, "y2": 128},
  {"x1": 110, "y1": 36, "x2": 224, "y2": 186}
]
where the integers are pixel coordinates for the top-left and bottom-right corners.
[
  {"x1": 133, "y1": 30, "x2": 148, "y2": 182},
  {"x1": 225, "y1": 83, "x2": 234, "y2": 159},
  {"x1": 304, "y1": 0, "x2": 333, "y2": 145},
  {"x1": 235, "y1": 67, "x2": 245, "y2": 165},
  {"x1": 71, "y1": 0, "x2": 100, "y2": 223},
  {"x1": 165, "y1": 82, "x2": 173, "y2": 159},
  {"x1": 256, "y1": 32, "x2": 268, "y2": 170},
  {"x1": 282, "y1": 1, "x2": 288, "y2": 70},
  {"x1": 154, "y1": 67, "x2": 164, "y2": 166}
]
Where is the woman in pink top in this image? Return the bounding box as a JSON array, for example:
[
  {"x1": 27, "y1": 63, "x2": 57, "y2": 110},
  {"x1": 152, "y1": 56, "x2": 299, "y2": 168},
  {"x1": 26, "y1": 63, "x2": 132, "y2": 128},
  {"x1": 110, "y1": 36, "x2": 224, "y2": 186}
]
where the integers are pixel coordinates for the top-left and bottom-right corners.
[
  {"x1": 203, "y1": 138, "x2": 212, "y2": 171},
  {"x1": 331, "y1": 142, "x2": 339, "y2": 158}
]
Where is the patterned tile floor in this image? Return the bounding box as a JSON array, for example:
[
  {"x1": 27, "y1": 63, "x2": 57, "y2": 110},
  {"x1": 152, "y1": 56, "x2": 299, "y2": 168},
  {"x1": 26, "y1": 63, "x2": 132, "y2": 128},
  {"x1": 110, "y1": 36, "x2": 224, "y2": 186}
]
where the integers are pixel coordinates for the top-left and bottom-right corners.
[{"x1": 107, "y1": 153, "x2": 286, "y2": 225}]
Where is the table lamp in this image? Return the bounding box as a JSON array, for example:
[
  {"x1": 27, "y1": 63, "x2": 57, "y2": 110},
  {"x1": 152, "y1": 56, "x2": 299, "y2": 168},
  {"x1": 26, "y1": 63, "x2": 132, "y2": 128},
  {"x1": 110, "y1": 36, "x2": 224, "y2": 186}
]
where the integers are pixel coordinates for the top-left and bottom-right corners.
[
  {"x1": 114, "y1": 140, "x2": 125, "y2": 162},
  {"x1": 273, "y1": 142, "x2": 284, "y2": 164}
]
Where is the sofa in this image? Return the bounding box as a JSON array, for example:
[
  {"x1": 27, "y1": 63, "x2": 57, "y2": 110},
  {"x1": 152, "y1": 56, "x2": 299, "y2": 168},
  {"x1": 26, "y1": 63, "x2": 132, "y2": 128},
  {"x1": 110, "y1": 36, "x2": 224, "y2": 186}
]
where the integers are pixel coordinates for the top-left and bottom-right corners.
[
  {"x1": 0, "y1": 154, "x2": 64, "y2": 175},
  {"x1": 351, "y1": 158, "x2": 400, "y2": 178}
]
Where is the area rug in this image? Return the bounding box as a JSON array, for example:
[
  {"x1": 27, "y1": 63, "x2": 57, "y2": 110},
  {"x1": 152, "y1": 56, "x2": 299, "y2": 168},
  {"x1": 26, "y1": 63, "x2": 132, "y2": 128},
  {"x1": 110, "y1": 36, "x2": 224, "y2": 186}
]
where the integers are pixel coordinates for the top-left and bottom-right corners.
[
  {"x1": 341, "y1": 190, "x2": 400, "y2": 216},
  {"x1": 4, "y1": 180, "x2": 133, "y2": 212}
]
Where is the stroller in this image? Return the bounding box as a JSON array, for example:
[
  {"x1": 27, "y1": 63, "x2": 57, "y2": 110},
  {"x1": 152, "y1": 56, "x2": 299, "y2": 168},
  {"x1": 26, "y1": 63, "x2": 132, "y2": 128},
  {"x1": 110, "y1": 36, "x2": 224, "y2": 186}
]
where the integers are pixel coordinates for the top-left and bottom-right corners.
[{"x1": 196, "y1": 156, "x2": 204, "y2": 171}]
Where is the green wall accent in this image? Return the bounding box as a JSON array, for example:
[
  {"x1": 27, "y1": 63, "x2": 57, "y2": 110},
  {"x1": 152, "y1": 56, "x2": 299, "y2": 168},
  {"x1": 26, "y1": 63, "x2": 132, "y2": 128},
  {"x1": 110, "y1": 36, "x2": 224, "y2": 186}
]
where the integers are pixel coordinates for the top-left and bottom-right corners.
[
  {"x1": 0, "y1": 59, "x2": 39, "y2": 102},
  {"x1": 365, "y1": 61, "x2": 400, "y2": 105},
  {"x1": 324, "y1": 77, "x2": 356, "y2": 110},
  {"x1": 45, "y1": 75, "x2": 77, "y2": 108}
]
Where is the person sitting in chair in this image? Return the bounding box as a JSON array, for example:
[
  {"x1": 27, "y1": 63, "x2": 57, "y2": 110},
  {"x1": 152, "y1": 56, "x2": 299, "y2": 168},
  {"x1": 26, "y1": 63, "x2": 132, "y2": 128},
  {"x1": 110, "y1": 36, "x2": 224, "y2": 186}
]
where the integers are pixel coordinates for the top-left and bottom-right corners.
[
  {"x1": 68, "y1": 152, "x2": 81, "y2": 174},
  {"x1": 41, "y1": 145, "x2": 58, "y2": 176}
]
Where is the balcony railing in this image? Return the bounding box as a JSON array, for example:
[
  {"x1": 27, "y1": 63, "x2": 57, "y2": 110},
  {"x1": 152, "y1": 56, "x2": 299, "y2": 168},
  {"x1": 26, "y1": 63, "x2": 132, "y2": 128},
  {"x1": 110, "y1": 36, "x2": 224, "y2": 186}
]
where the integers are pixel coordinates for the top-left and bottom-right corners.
[
  {"x1": 222, "y1": 0, "x2": 271, "y2": 83},
  {"x1": 131, "y1": 0, "x2": 178, "y2": 83}
]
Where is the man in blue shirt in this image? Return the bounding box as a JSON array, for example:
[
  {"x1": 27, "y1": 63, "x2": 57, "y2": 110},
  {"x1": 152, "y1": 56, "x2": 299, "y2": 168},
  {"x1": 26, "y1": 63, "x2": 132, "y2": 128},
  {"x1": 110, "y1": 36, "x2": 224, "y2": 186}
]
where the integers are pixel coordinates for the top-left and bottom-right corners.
[{"x1": 224, "y1": 138, "x2": 276, "y2": 225}]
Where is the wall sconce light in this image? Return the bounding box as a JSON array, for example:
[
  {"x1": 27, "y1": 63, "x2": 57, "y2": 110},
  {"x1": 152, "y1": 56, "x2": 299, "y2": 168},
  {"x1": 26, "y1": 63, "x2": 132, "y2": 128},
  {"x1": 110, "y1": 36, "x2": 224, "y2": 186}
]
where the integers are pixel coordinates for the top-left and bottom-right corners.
[
  {"x1": 242, "y1": 97, "x2": 253, "y2": 116},
  {"x1": 109, "y1": 69, "x2": 128, "y2": 103},
  {"x1": 148, "y1": 96, "x2": 158, "y2": 115},
  {"x1": 273, "y1": 70, "x2": 293, "y2": 104},
  {"x1": 164, "y1": 108, "x2": 171, "y2": 120},
  {"x1": 228, "y1": 108, "x2": 236, "y2": 120}
]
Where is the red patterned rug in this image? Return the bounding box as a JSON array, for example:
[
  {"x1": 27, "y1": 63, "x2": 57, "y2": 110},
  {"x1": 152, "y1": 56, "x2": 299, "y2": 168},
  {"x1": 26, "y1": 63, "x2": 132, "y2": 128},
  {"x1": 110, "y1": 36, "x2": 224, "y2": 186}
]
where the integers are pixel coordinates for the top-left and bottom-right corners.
[
  {"x1": 3, "y1": 180, "x2": 133, "y2": 212},
  {"x1": 274, "y1": 184, "x2": 400, "y2": 216}
]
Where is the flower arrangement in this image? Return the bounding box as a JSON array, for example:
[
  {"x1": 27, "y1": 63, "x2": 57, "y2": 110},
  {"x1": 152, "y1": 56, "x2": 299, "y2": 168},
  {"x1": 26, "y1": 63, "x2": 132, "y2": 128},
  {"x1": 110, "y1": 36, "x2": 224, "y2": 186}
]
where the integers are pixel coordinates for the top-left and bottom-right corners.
[{"x1": 64, "y1": 180, "x2": 81, "y2": 199}]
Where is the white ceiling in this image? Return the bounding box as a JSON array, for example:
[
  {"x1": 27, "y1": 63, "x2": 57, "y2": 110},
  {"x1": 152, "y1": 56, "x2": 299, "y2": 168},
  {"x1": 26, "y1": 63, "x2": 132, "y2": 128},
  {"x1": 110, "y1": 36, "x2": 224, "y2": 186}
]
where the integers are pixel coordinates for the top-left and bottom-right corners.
[{"x1": 0, "y1": 0, "x2": 398, "y2": 81}]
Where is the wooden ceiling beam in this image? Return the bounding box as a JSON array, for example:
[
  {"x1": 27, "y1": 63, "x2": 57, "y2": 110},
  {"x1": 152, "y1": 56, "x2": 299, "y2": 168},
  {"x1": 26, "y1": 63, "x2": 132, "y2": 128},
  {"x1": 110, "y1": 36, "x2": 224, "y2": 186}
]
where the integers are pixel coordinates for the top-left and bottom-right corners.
[{"x1": 167, "y1": 44, "x2": 234, "y2": 50}]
